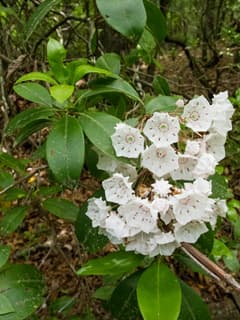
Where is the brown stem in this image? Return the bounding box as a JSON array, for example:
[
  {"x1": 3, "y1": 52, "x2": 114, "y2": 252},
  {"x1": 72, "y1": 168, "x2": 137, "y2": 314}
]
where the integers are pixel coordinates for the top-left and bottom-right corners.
[{"x1": 181, "y1": 242, "x2": 240, "y2": 292}]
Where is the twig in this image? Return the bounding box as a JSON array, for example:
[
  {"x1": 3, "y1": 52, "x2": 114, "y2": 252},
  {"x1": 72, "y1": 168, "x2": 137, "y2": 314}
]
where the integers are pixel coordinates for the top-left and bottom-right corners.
[
  {"x1": 0, "y1": 164, "x2": 48, "y2": 195},
  {"x1": 0, "y1": 57, "x2": 10, "y2": 144},
  {"x1": 181, "y1": 242, "x2": 240, "y2": 292}
]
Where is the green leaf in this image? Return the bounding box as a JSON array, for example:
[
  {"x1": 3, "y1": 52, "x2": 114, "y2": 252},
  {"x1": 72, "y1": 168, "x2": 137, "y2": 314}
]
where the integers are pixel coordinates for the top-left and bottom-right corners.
[
  {"x1": 88, "y1": 78, "x2": 141, "y2": 102},
  {"x1": 47, "y1": 38, "x2": 67, "y2": 83},
  {"x1": 137, "y1": 261, "x2": 181, "y2": 320},
  {"x1": 0, "y1": 153, "x2": 27, "y2": 173},
  {"x1": 13, "y1": 83, "x2": 52, "y2": 107},
  {"x1": 143, "y1": 0, "x2": 167, "y2": 43},
  {"x1": 0, "y1": 293, "x2": 15, "y2": 315},
  {"x1": 109, "y1": 271, "x2": 142, "y2": 320},
  {"x1": 42, "y1": 198, "x2": 79, "y2": 222},
  {"x1": 0, "y1": 206, "x2": 27, "y2": 235},
  {"x1": 3, "y1": 187, "x2": 27, "y2": 201},
  {"x1": 145, "y1": 95, "x2": 179, "y2": 114},
  {"x1": 72, "y1": 64, "x2": 117, "y2": 84},
  {"x1": 49, "y1": 85, "x2": 74, "y2": 103},
  {"x1": 5, "y1": 107, "x2": 54, "y2": 136},
  {"x1": 0, "y1": 171, "x2": 14, "y2": 189},
  {"x1": 0, "y1": 264, "x2": 44, "y2": 320},
  {"x1": 13, "y1": 120, "x2": 52, "y2": 147},
  {"x1": 15, "y1": 72, "x2": 57, "y2": 85},
  {"x1": 75, "y1": 200, "x2": 108, "y2": 253},
  {"x1": 24, "y1": 0, "x2": 61, "y2": 42},
  {"x1": 223, "y1": 250, "x2": 240, "y2": 272},
  {"x1": 96, "y1": 53, "x2": 121, "y2": 75},
  {"x1": 211, "y1": 239, "x2": 231, "y2": 260},
  {"x1": 0, "y1": 245, "x2": 11, "y2": 269},
  {"x1": 210, "y1": 173, "x2": 232, "y2": 199},
  {"x1": 96, "y1": 0, "x2": 146, "y2": 40},
  {"x1": 79, "y1": 111, "x2": 120, "y2": 158},
  {"x1": 178, "y1": 281, "x2": 211, "y2": 320},
  {"x1": 76, "y1": 251, "x2": 143, "y2": 276},
  {"x1": 153, "y1": 75, "x2": 170, "y2": 95},
  {"x1": 46, "y1": 116, "x2": 85, "y2": 184}
]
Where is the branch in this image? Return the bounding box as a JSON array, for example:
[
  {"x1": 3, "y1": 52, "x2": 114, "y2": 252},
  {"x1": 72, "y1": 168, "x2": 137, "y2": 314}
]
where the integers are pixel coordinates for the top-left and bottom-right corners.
[{"x1": 181, "y1": 242, "x2": 240, "y2": 292}]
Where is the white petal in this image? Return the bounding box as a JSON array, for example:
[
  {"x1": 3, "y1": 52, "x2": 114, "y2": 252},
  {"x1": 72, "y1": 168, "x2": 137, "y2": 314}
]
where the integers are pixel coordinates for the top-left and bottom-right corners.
[
  {"x1": 111, "y1": 123, "x2": 144, "y2": 158},
  {"x1": 102, "y1": 173, "x2": 134, "y2": 205},
  {"x1": 174, "y1": 221, "x2": 208, "y2": 243},
  {"x1": 193, "y1": 153, "x2": 217, "y2": 179},
  {"x1": 143, "y1": 112, "x2": 180, "y2": 147},
  {"x1": 141, "y1": 144, "x2": 179, "y2": 177},
  {"x1": 170, "y1": 154, "x2": 197, "y2": 181},
  {"x1": 86, "y1": 197, "x2": 110, "y2": 227}
]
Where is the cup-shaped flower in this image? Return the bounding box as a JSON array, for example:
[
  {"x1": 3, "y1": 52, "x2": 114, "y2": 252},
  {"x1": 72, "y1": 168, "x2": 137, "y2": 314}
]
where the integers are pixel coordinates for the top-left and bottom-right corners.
[
  {"x1": 105, "y1": 213, "x2": 129, "y2": 239},
  {"x1": 174, "y1": 221, "x2": 208, "y2": 243},
  {"x1": 125, "y1": 232, "x2": 156, "y2": 256},
  {"x1": 141, "y1": 144, "x2": 179, "y2": 177},
  {"x1": 150, "y1": 231, "x2": 179, "y2": 256},
  {"x1": 118, "y1": 198, "x2": 158, "y2": 234},
  {"x1": 111, "y1": 123, "x2": 144, "y2": 158},
  {"x1": 143, "y1": 112, "x2": 180, "y2": 147},
  {"x1": 170, "y1": 154, "x2": 198, "y2": 181},
  {"x1": 193, "y1": 153, "x2": 217, "y2": 179},
  {"x1": 102, "y1": 173, "x2": 134, "y2": 205},
  {"x1": 86, "y1": 197, "x2": 111, "y2": 228},
  {"x1": 203, "y1": 133, "x2": 226, "y2": 162},
  {"x1": 182, "y1": 96, "x2": 213, "y2": 132}
]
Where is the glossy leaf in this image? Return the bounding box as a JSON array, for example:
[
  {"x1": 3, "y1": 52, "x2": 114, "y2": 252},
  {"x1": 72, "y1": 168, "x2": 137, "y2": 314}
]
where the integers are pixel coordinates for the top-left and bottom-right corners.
[
  {"x1": 137, "y1": 261, "x2": 181, "y2": 320},
  {"x1": 76, "y1": 251, "x2": 143, "y2": 276},
  {"x1": 5, "y1": 107, "x2": 54, "y2": 135},
  {"x1": 0, "y1": 293, "x2": 15, "y2": 315},
  {"x1": 47, "y1": 38, "x2": 67, "y2": 83},
  {"x1": 24, "y1": 0, "x2": 61, "y2": 41},
  {"x1": 178, "y1": 281, "x2": 211, "y2": 320},
  {"x1": 13, "y1": 83, "x2": 52, "y2": 107},
  {"x1": 153, "y1": 75, "x2": 170, "y2": 95},
  {"x1": 143, "y1": 0, "x2": 167, "y2": 43},
  {"x1": 96, "y1": 53, "x2": 121, "y2": 75},
  {"x1": 42, "y1": 198, "x2": 79, "y2": 222},
  {"x1": 72, "y1": 64, "x2": 117, "y2": 84},
  {"x1": 49, "y1": 84, "x2": 74, "y2": 103},
  {"x1": 75, "y1": 200, "x2": 108, "y2": 253},
  {"x1": 0, "y1": 264, "x2": 44, "y2": 320},
  {"x1": 0, "y1": 153, "x2": 27, "y2": 172},
  {"x1": 46, "y1": 116, "x2": 85, "y2": 183},
  {"x1": 15, "y1": 72, "x2": 57, "y2": 85},
  {"x1": 96, "y1": 0, "x2": 146, "y2": 40},
  {"x1": 145, "y1": 95, "x2": 179, "y2": 114},
  {"x1": 13, "y1": 120, "x2": 51, "y2": 146},
  {"x1": 109, "y1": 271, "x2": 142, "y2": 320},
  {"x1": 0, "y1": 171, "x2": 14, "y2": 189},
  {"x1": 79, "y1": 111, "x2": 120, "y2": 157},
  {"x1": 3, "y1": 187, "x2": 27, "y2": 201},
  {"x1": 0, "y1": 206, "x2": 27, "y2": 235},
  {"x1": 0, "y1": 245, "x2": 11, "y2": 269}
]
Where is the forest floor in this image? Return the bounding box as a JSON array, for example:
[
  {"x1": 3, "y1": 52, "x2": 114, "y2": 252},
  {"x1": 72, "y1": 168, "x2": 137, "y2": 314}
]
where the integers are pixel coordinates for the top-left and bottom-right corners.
[{"x1": 2, "y1": 46, "x2": 240, "y2": 319}]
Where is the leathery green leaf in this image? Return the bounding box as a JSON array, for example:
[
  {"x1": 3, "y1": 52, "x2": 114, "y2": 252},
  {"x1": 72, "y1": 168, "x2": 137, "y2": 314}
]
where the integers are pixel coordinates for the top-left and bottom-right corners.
[{"x1": 137, "y1": 260, "x2": 181, "y2": 320}]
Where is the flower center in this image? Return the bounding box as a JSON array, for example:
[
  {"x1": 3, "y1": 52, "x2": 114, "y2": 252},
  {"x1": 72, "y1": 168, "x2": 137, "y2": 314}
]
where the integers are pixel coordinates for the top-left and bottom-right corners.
[
  {"x1": 158, "y1": 122, "x2": 169, "y2": 132},
  {"x1": 189, "y1": 111, "x2": 200, "y2": 121},
  {"x1": 125, "y1": 134, "x2": 135, "y2": 144},
  {"x1": 156, "y1": 150, "x2": 167, "y2": 159}
]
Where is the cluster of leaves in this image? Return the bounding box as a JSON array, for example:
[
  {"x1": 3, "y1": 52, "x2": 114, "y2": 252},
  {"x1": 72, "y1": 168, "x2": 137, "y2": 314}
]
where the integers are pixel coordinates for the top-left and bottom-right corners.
[{"x1": 0, "y1": 1, "x2": 239, "y2": 319}]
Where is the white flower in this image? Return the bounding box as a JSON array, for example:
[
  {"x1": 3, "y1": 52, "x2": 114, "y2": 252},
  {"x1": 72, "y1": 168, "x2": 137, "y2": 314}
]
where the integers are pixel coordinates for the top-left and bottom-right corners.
[
  {"x1": 143, "y1": 112, "x2": 180, "y2": 147},
  {"x1": 125, "y1": 232, "x2": 156, "y2": 255},
  {"x1": 193, "y1": 153, "x2": 217, "y2": 178},
  {"x1": 86, "y1": 197, "x2": 110, "y2": 227},
  {"x1": 170, "y1": 189, "x2": 211, "y2": 225},
  {"x1": 182, "y1": 96, "x2": 213, "y2": 132},
  {"x1": 141, "y1": 144, "x2": 179, "y2": 177},
  {"x1": 111, "y1": 123, "x2": 144, "y2": 158},
  {"x1": 174, "y1": 221, "x2": 208, "y2": 243},
  {"x1": 191, "y1": 178, "x2": 212, "y2": 196},
  {"x1": 151, "y1": 179, "x2": 172, "y2": 197},
  {"x1": 118, "y1": 198, "x2": 158, "y2": 234},
  {"x1": 115, "y1": 162, "x2": 138, "y2": 182},
  {"x1": 152, "y1": 198, "x2": 173, "y2": 224},
  {"x1": 210, "y1": 91, "x2": 234, "y2": 137},
  {"x1": 185, "y1": 140, "x2": 201, "y2": 156},
  {"x1": 214, "y1": 199, "x2": 227, "y2": 218},
  {"x1": 102, "y1": 173, "x2": 133, "y2": 205},
  {"x1": 170, "y1": 154, "x2": 198, "y2": 181},
  {"x1": 105, "y1": 213, "x2": 129, "y2": 239},
  {"x1": 150, "y1": 232, "x2": 179, "y2": 256},
  {"x1": 203, "y1": 133, "x2": 226, "y2": 162},
  {"x1": 95, "y1": 148, "x2": 118, "y2": 173}
]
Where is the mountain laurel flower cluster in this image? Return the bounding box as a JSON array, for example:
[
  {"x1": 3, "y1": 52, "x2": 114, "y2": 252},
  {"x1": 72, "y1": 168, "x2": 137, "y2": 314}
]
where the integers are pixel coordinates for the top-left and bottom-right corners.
[{"x1": 86, "y1": 91, "x2": 234, "y2": 257}]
